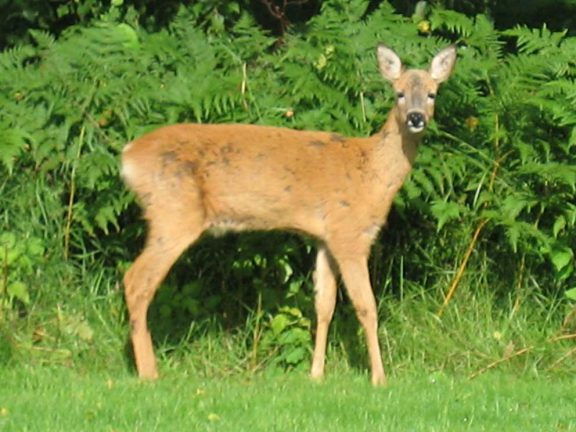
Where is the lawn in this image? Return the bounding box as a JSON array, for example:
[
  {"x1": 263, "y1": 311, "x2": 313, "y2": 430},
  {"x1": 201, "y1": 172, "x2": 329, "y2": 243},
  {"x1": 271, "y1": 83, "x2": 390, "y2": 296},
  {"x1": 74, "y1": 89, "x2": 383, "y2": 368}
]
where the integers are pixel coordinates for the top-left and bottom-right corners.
[{"x1": 0, "y1": 366, "x2": 574, "y2": 431}]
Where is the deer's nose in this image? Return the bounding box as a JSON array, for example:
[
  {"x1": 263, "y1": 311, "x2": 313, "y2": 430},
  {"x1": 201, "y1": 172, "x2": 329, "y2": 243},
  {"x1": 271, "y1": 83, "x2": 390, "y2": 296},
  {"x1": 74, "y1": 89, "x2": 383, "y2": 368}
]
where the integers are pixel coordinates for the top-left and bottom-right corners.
[{"x1": 406, "y1": 112, "x2": 426, "y2": 132}]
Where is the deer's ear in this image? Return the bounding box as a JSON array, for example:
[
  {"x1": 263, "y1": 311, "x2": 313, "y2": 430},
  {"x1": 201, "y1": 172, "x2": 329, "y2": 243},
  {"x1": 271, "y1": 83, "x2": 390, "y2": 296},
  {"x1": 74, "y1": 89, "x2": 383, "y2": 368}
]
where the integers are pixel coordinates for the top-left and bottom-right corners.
[
  {"x1": 377, "y1": 44, "x2": 403, "y2": 81},
  {"x1": 429, "y1": 45, "x2": 456, "y2": 83}
]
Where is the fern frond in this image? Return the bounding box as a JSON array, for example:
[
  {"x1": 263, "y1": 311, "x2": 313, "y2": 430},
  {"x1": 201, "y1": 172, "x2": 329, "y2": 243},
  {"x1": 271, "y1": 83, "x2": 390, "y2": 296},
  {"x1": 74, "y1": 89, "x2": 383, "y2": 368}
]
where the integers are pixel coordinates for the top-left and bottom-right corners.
[
  {"x1": 503, "y1": 25, "x2": 567, "y2": 54},
  {"x1": 430, "y1": 9, "x2": 475, "y2": 38}
]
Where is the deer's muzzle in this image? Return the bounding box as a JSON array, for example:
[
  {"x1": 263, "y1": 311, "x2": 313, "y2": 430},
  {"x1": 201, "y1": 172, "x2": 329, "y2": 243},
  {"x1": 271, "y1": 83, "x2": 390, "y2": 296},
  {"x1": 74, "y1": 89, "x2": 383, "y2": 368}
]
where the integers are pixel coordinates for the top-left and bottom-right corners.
[{"x1": 406, "y1": 111, "x2": 427, "y2": 133}]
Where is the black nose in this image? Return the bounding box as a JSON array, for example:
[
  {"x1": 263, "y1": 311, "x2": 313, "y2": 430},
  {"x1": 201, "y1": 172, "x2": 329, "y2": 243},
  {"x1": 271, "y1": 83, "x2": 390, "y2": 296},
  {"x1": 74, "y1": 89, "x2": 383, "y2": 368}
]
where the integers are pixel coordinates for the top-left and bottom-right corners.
[{"x1": 406, "y1": 112, "x2": 426, "y2": 130}]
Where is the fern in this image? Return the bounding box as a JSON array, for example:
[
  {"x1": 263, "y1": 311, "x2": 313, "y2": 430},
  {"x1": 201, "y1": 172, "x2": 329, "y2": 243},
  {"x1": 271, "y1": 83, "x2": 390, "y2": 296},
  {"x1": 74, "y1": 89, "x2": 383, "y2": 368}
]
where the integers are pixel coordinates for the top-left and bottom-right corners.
[
  {"x1": 1, "y1": 1, "x2": 576, "y2": 324},
  {"x1": 0, "y1": 127, "x2": 30, "y2": 174},
  {"x1": 430, "y1": 9, "x2": 475, "y2": 38},
  {"x1": 504, "y1": 25, "x2": 567, "y2": 55}
]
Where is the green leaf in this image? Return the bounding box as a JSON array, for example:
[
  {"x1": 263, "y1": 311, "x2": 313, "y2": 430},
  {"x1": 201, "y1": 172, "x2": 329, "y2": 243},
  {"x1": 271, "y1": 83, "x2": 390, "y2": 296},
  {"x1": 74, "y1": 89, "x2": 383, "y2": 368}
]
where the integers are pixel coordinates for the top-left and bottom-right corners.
[
  {"x1": 553, "y1": 215, "x2": 566, "y2": 238},
  {"x1": 550, "y1": 245, "x2": 574, "y2": 279},
  {"x1": 280, "y1": 306, "x2": 303, "y2": 319},
  {"x1": 0, "y1": 129, "x2": 28, "y2": 174},
  {"x1": 94, "y1": 205, "x2": 119, "y2": 234},
  {"x1": 7, "y1": 281, "x2": 30, "y2": 304},
  {"x1": 284, "y1": 347, "x2": 307, "y2": 365},
  {"x1": 115, "y1": 23, "x2": 139, "y2": 50},
  {"x1": 565, "y1": 288, "x2": 576, "y2": 301},
  {"x1": 26, "y1": 237, "x2": 46, "y2": 257},
  {"x1": 270, "y1": 314, "x2": 290, "y2": 336},
  {"x1": 430, "y1": 200, "x2": 462, "y2": 231},
  {"x1": 0, "y1": 232, "x2": 17, "y2": 250}
]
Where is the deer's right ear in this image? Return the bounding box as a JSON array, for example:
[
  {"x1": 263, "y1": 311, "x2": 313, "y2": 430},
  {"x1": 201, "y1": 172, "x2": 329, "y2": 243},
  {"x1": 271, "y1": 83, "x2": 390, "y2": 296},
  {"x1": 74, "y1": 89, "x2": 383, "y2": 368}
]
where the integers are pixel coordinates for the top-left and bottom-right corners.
[{"x1": 377, "y1": 45, "x2": 403, "y2": 82}]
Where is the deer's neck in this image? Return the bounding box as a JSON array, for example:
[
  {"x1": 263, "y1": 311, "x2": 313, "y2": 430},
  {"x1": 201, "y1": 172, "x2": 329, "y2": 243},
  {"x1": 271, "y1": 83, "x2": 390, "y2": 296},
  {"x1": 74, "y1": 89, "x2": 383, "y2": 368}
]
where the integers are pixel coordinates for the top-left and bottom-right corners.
[
  {"x1": 376, "y1": 106, "x2": 422, "y2": 166},
  {"x1": 352, "y1": 106, "x2": 424, "y2": 226}
]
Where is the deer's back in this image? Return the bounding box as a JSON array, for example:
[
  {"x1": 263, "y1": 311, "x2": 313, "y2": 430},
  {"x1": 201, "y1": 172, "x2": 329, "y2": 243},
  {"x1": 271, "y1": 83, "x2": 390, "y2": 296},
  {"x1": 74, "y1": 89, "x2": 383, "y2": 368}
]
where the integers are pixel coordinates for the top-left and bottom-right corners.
[{"x1": 122, "y1": 123, "x2": 391, "y2": 240}]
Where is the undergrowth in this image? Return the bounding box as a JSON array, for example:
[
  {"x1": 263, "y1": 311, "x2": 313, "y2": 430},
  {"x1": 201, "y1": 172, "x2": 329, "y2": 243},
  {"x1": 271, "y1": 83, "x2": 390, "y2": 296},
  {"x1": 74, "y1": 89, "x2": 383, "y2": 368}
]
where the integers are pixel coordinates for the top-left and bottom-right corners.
[{"x1": 1, "y1": 0, "x2": 575, "y2": 377}]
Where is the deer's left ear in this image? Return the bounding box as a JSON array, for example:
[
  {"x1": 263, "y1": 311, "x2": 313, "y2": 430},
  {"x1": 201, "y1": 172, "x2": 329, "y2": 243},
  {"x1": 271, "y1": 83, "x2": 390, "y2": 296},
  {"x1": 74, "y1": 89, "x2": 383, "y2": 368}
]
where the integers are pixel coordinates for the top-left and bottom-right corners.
[{"x1": 429, "y1": 45, "x2": 456, "y2": 83}]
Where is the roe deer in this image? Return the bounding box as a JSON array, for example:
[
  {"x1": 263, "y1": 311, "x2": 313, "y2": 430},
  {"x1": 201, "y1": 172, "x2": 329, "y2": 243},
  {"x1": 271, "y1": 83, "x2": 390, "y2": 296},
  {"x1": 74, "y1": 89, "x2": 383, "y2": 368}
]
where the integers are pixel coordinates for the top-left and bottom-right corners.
[{"x1": 122, "y1": 44, "x2": 456, "y2": 385}]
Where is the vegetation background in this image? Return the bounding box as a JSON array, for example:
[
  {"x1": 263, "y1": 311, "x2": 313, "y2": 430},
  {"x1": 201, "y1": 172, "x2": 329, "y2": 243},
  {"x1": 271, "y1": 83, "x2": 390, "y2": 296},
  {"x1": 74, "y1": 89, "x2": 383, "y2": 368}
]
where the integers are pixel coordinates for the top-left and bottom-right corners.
[{"x1": 1, "y1": 0, "x2": 576, "y2": 385}]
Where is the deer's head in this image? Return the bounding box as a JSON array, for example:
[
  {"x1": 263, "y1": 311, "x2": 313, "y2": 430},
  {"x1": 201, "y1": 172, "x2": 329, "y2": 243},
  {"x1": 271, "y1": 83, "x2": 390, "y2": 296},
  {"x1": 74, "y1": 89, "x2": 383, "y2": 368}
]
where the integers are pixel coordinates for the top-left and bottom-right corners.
[{"x1": 377, "y1": 45, "x2": 456, "y2": 134}]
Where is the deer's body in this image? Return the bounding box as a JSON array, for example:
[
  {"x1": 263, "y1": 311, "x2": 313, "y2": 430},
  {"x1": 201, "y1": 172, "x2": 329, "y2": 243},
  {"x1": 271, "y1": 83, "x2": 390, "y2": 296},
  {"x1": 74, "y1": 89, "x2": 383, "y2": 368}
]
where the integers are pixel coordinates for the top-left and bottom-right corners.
[
  {"x1": 122, "y1": 45, "x2": 456, "y2": 385},
  {"x1": 123, "y1": 113, "x2": 413, "y2": 244}
]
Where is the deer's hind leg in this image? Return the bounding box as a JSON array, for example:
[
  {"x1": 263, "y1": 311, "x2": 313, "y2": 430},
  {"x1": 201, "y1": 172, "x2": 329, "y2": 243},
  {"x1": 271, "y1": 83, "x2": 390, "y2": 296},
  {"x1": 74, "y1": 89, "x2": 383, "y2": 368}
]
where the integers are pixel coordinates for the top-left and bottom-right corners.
[{"x1": 124, "y1": 200, "x2": 205, "y2": 379}]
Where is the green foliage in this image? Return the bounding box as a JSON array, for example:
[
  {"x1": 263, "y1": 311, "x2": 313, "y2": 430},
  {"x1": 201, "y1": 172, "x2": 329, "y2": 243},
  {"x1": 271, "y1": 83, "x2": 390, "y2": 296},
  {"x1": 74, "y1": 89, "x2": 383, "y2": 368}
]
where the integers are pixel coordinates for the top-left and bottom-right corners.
[
  {"x1": 259, "y1": 306, "x2": 312, "y2": 370},
  {"x1": 0, "y1": 232, "x2": 46, "y2": 309},
  {"x1": 0, "y1": 1, "x2": 575, "y2": 375}
]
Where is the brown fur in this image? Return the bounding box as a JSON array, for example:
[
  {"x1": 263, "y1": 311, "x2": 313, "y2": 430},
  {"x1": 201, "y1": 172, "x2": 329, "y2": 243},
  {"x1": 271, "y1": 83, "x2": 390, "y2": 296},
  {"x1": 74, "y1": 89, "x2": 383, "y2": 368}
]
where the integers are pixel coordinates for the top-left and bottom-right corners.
[{"x1": 122, "y1": 45, "x2": 456, "y2": 385}]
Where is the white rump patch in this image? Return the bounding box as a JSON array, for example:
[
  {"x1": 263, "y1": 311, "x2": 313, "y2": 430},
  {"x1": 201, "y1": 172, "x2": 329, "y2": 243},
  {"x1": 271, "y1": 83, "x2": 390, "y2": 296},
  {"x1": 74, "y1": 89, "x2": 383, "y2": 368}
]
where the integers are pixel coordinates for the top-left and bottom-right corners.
[{"x1": 120, "y1": 142, "x2": 137, "y2": 183}]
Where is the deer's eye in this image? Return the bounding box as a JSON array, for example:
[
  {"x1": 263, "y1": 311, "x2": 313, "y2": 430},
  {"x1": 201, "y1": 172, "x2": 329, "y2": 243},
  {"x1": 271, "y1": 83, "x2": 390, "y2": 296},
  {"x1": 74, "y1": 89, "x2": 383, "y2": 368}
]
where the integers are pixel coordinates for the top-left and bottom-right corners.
[
  {"x1": 427, "y1": 93, "x2": 436, "y2": 100},
  {"x1": 396, "y1": 92, "x2": 405, "y2": 100}
]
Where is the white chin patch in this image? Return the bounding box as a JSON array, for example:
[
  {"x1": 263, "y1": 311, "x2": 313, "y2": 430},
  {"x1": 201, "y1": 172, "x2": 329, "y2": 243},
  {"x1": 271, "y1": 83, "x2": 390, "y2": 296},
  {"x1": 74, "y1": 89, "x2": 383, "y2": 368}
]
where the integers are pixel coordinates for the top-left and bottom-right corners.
[{"x1": 408, "y1": 125, "x2": 425, "y2": 134}]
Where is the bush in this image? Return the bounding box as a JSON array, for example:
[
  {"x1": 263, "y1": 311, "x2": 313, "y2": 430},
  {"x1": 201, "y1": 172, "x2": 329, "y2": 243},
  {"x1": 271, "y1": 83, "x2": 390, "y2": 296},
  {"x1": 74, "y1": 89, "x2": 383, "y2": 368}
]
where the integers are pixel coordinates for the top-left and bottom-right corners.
[{"x1": 1, "y1": 0, "x2": 574, "y2": 374}]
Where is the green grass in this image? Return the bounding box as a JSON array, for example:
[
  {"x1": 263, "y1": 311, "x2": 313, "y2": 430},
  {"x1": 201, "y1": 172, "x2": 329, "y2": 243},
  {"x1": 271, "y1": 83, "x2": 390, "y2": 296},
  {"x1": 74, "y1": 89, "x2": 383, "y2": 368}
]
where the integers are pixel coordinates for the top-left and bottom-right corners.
[
  {"x1": 0, "y1": 366, "x2": 574, "y2": 431},
  {"x1": 2, "y1": 257, "x2": 575, "y2": 431}
]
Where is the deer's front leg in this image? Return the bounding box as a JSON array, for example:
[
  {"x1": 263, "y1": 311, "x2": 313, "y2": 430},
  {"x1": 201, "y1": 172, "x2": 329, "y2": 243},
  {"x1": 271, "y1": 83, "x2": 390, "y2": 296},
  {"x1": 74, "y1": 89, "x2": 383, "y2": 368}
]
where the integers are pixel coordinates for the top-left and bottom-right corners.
[{"x1": 332, "y1": 252, "x2": 386, "y2": 386}]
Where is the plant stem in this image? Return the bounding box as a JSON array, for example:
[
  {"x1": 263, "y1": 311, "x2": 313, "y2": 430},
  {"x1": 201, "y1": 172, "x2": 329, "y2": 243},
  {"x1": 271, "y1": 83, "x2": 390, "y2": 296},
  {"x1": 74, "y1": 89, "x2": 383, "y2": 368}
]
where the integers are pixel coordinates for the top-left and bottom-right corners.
[
  {"x1": 63, "y1": 125, "x2": 86, "y2": 260},
  {"x1": 437, "y1": 111, "x2": 507, "y2": 317},
  {"x1": 546, "y1": 346, "x2": 576, "y2": 371},
  {"x1": 468, "y1": 346, "x2": 532, "y2": 379},
  {"x1": 1, "y1": 244, "x2": 7, "y2": 298},
  {"x1": 438, "y1": 218, "x2": 487, "y2": 317}
]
